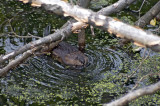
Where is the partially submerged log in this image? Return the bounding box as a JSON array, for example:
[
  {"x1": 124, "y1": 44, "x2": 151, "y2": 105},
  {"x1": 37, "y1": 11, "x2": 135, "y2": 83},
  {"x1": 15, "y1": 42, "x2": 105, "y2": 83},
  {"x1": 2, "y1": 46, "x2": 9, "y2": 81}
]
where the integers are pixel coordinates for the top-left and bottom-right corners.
[{"x1": 51, "y1": 41, "x2": 88, "y2": 68}]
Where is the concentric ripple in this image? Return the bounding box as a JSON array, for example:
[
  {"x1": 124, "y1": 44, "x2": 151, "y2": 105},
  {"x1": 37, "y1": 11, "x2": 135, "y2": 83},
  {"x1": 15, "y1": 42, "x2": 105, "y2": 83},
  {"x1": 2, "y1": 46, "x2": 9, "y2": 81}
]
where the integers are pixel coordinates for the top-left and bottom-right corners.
[{"x1": 0, "y1": 43, "x2": 129, "y2": 105}]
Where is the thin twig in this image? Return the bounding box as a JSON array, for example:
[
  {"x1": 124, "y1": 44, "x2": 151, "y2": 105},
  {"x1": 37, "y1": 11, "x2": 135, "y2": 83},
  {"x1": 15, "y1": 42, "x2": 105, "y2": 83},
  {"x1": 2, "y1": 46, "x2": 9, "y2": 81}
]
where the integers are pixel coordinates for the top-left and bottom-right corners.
[
  {"x1": 7, "y1": 19, "x2": 41, "y2": 39},
  {"x1": 0, "y1": 10, "x2": 40, "y2": 39},
  {"x1": 104, "y1": 81, "x2": 160, "y2": 106},
  {"x1": 133, "y1": 0, "x2": 146, "y2": 26},
  {"x1": 123, "y1": 49, "x2": 151, "y2": 85},
  {"x1": 132, "y1": 72, "x2": 160, "y2": 90}
]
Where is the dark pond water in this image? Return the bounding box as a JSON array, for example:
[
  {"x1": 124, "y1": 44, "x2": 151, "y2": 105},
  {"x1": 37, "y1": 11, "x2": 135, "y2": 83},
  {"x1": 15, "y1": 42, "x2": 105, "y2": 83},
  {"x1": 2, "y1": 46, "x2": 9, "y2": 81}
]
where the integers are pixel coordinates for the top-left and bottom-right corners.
[
  {"x1": 0, "y1": 0, "x2": 160, "y2": 105},
  {"x1": 0, "y1": 34, "x2": 130, "y2": 105}
]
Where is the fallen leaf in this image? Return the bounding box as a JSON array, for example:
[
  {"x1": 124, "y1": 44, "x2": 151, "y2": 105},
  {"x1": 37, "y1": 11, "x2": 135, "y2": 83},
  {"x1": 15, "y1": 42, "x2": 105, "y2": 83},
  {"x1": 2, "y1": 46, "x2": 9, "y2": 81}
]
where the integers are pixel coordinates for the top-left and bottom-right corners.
[{"x1": 150, "y1": 18, "x2": 156, "y2": 26}]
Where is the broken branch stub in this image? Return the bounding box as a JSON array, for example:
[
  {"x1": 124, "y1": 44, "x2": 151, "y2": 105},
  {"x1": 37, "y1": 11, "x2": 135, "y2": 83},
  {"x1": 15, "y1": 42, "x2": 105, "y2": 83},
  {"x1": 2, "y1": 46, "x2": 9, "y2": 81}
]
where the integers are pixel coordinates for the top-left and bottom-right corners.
[{"x1": 19, "y1": 0, "x2": 160, "y2": 52}]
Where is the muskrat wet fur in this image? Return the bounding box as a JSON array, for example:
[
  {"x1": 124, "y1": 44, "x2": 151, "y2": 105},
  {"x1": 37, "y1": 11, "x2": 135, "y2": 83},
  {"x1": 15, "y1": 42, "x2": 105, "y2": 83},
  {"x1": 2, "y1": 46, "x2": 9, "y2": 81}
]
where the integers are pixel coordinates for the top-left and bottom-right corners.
[{"x1": 51, "y1": 41, "x2": 88, "y2": 68}]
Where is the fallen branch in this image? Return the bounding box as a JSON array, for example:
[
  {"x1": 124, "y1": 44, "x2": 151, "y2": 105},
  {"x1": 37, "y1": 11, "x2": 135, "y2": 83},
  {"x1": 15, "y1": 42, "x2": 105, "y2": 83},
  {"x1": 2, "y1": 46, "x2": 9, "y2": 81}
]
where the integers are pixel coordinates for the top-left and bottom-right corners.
[
  {"x1": 0, "y1": 0, "x2": 92, "y2": 76},
  {"x1": 135, "y1": 1, "x2": 160, "y2": 27},
  {"x1": 9, "y1": 0, "x2": 160, "y2": 105},
  {"x1": 0, "y1": 21, "x2": 74, "y2": 76},
  {"x1": 103, "y1": 81, "x2": 160, "y2": 106},
  {"x1": 1, "y1": 0, "x2": 159, "y2": 75},
  {"x1": 19, "y1": 0, "x2": 160, "y2": 52},
  {"x1": 0, "y1": 21, "x2": 73, "y2": 64},
  {"x1": 98, "y1": 0, "x2": 136, "y2": 16},
  {"x1": 0, "y1": 40, "x2": 61, "y2": 76},
  {"x1": 0, "y1": 0, "x2": 134, "y2": 65}
]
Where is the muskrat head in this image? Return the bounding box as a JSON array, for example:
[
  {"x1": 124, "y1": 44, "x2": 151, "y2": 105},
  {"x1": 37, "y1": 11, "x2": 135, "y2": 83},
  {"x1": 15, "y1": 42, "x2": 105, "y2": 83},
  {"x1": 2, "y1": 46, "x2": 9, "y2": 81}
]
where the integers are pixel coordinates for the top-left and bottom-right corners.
[
  {"x1": 64, "y1": 51, "x2": 88, "y2": 67},
  {"x1": 51, "y1": 41, "x2": 89, "y2": 68}
]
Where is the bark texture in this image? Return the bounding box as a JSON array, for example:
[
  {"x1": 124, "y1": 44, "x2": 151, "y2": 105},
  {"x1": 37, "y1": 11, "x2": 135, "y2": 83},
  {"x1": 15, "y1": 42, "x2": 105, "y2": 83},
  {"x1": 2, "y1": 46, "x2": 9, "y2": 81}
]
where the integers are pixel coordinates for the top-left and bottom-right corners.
[
  {"x1": 19, "y1": 0, "x2": 160, "y2": 52},
  {"x1": 135, "y1": 1, "x2": 160, "y2": 27}
]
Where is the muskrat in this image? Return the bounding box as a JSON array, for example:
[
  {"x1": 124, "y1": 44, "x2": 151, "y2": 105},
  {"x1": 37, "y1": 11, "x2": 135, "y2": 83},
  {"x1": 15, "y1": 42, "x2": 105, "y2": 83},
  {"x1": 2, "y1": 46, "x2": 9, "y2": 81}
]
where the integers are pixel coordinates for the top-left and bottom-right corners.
[{"x1": 51, "y1": 41, "x2": 88, "y2": 68}]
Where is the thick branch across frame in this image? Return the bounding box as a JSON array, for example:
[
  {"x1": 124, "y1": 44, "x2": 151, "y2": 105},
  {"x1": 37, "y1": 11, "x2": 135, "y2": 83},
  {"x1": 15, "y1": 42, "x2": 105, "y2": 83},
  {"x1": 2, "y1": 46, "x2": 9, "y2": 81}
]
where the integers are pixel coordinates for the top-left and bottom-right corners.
[
  {"x1": 0, "y1": 0, "x2": 160, "y2": 105},
  {"x1": 19, "y1": 0, "x2": 160, "y2": 52}
]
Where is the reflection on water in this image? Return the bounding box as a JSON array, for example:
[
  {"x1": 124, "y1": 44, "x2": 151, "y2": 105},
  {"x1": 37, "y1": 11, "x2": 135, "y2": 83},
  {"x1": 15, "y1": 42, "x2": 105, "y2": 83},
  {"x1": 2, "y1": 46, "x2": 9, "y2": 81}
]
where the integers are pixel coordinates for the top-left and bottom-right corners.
[
  {"x1": 0, "y1": 42, "x2": 128, "y2": 105},
  {"x1": 1, "y1": 41, "x2": 159, "y2": 105},
  {"x1": 0, "y1": 35, "x2": 27, "y2": 54}
]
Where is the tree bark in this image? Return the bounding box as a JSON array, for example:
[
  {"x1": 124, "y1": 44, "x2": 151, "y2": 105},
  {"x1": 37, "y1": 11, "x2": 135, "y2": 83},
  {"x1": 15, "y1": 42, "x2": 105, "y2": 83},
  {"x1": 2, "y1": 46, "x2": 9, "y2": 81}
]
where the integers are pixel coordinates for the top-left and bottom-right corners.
[
  {"x1": 1, "y1": 0, "x2": 159, "y2": 76},
  {"x1": 156, "y1": 12, "x2": 160, "y2": 21},
  {"x1": 77, "y1": 0, "x2": 90, "y2": 52},
  {"x1": 78, "y1": 28, "x2": 85, "y2": 52},
  {"x1": 0, "y1": 0, "x2": 92, "y2": 76},
  {"x1": 0, "y1": 21, "x2": 73, "y2": 64},
  {"x1": 135, "y1": 1, "x2": 160, "y2": 27},
  {"x1": 98, "y1": 0, "x2": 136, "y2": 16},
  {"x1": 0, "y1": 41, "x2": 60, "y2": 76},
  {"x1": 19, "y1": 0, "x2": 160, "y2": 52}
]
